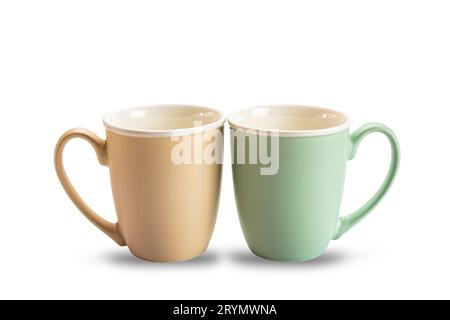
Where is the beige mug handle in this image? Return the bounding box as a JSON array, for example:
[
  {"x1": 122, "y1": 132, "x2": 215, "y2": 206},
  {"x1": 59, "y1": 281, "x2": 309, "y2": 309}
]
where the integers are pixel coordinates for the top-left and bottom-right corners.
[{"x1": 54, "y1": 128, "x2": 126, "y2": 246}]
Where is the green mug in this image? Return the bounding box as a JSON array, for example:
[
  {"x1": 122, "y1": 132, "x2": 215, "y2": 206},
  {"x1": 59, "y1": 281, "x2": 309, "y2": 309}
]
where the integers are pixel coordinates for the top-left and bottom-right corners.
[{"x1": 228, "y1": 105, "x2": 400, "y2": 261}]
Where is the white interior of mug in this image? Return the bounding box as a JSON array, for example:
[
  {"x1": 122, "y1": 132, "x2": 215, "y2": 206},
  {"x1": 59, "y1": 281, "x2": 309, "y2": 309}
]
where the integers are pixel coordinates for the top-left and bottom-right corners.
[
  {"x1": 104, "y1": 105, "x2": 225, "y2": 137},
  {"x1": 228, "y1": 105, "x2": 350, "y2": 137}
]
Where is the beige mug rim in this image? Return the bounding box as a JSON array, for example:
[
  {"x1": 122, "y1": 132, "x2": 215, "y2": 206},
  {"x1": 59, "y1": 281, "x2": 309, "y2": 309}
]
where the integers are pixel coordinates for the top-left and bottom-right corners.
[{"x1": 103, "y1": 104, "x2": 226, "y2": 137}]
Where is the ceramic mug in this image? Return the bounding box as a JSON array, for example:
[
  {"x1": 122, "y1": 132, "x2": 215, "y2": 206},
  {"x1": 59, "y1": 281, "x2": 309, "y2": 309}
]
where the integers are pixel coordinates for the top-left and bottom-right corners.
[
  {"x1": 55, "y1": 105, "x2": 225, "y2": 262},
  {"x1": 229, "y1": 105, "x2": 400, "y2": 261}
]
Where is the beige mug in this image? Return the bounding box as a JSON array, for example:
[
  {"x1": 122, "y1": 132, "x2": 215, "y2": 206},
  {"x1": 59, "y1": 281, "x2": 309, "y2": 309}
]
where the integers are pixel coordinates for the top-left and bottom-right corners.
[{"x1": 55, "y1": 105, "x2": 225, "y2": 262}]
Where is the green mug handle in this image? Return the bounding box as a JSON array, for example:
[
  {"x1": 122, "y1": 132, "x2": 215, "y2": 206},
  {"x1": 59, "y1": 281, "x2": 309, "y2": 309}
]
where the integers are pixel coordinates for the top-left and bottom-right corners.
[{"x1": 333, "y1": 123, "x2": 400, "y2": 240}]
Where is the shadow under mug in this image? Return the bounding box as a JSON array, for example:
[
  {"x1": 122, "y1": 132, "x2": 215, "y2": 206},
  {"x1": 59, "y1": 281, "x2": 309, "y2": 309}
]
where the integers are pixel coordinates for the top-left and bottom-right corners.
[
  {"x1": 55, "y1": 105, "x2": 225, "y2": 262},
  {"x1": 229, "y1": 105, "x2": 400, "y2": 261}
]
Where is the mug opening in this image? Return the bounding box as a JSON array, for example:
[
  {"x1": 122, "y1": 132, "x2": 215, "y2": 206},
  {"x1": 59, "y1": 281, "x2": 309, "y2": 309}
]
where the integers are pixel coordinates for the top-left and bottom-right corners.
[
  {"x1": 103, "y1": 105, "x2": 225, "y2": 137},
  {"x1": 228, "y1": 105, "x2": 350, "y2": 137}
]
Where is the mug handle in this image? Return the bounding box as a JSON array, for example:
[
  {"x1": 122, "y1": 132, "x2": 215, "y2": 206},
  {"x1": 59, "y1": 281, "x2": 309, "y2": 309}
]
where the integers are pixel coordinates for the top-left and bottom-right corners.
[
  {"x1": 333, "y1": 123, "x2": 400, "y2": 240},
  {"x1": 54, "y1": 128, "x2": 126, "y2": 246}
]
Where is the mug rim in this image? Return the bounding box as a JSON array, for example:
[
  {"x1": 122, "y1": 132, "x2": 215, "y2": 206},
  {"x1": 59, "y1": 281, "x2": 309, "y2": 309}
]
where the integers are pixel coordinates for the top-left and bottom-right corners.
[
  {"x1": 227, "y1": 105, "x2": 351, "y2": 137},
  {"x1": 103, "y1": 104, "x2": 226, "y2": 137}
]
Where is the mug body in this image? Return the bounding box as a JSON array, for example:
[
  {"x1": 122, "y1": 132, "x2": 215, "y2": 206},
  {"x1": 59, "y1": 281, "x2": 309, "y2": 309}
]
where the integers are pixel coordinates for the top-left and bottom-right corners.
[
  {"x1": 104, "y1": 105, "x2": 224, "y2": 261},
  {"x1": 229, "y1": 105, "x2": 350, "y2": 261}
]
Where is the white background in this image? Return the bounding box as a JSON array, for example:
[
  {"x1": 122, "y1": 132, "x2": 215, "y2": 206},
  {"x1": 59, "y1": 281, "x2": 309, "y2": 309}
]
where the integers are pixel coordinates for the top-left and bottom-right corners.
[{"x1": 0, "y1": 0, "x2": 449, "y2": 299}]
